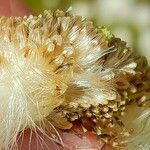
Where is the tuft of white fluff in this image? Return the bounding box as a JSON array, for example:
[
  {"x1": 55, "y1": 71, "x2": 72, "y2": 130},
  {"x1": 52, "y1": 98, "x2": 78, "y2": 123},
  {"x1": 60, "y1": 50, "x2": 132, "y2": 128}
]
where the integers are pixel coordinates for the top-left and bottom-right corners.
[{"x1": 0, "y1": 13, "x2": 67, "y2": 149}]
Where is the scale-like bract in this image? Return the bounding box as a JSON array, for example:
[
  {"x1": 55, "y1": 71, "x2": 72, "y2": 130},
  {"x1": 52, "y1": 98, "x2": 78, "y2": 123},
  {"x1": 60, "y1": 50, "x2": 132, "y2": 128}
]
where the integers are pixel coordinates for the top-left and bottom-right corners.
[{"x1": 0, "y1": 10, "x2": 150, "y2": 150}]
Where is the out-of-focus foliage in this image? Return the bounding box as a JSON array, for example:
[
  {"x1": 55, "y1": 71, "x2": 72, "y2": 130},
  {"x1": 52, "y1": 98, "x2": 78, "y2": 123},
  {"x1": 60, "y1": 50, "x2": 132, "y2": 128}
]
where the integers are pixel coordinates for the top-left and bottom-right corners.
[
  {"x1": 24, "y1": 0, "x2": 44, "y2": 13},
  {"x1": 23, "y1": 0, "x2": 150, "y2": 63}
]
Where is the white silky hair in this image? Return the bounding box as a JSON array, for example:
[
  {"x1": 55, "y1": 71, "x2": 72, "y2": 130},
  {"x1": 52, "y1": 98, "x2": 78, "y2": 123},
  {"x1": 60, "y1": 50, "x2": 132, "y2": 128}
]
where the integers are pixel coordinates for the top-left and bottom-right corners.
[
  {"x1": 0, "y1": 37, "x2": 63, "y2": 149},
  {"x1": 0, "y1": 75, "x2": 35, "y2": 149}
]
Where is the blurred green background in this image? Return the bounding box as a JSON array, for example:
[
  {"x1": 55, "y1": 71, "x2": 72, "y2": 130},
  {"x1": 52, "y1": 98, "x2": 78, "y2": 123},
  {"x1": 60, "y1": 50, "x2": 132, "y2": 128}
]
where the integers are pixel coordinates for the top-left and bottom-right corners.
[{"x1": 23, "y1": 0, "x2": 150, "y2": 63}]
